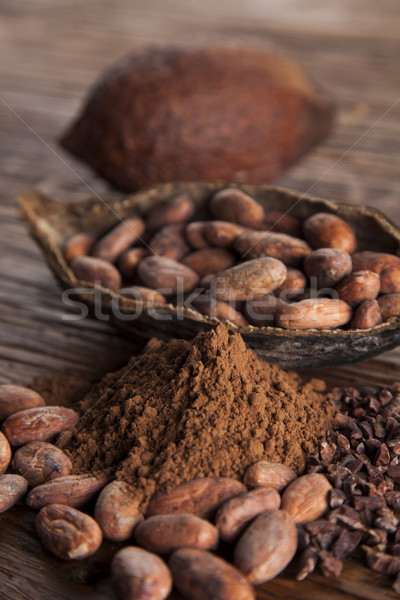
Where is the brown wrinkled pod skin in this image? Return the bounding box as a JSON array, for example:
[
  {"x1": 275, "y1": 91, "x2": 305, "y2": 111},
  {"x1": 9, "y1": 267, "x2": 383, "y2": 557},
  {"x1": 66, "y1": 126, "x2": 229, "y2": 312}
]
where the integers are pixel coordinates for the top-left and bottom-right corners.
[
  {"x1": 61, "y1": 47, "x2": 332, "y2": 192},
  {"x1": 204, "y1": 221, "x2": 248, "y2": 247},
  {"x1": 70, "y1": 256, "x2": 122, "y2": 291},
  {"x1": 146, "y1": 194, "x2": 195, "y2": 232},
  {"x1": 0, "y1": 432, "x2": 11, "y2": 474},
  {"x1": 118, "y1": 248, "x2": 148, "y2": 279},
  {"x1": 92, "y1": 217, "x2": 145, "y2": 262},
  {"x1": 234, "y1": 510, "x2": 297, "y2": 584},
  {"x1": 0, "y1": 474, "x2": 28, "y2": 513},
  {"x1": 351, "y1": 299, "x2": 382, "y2": 329},
  {"x1": 62, "y1": 232, "x2": 96, "y2": 263},
  {"x1": 303, "y1": 248, "x2": 352, "y2": 288},
  {"x1": 147, "y1": 477, "x2": 246, "y2": 519},
  {"x1": 149, "y1": 224, "x2": 190, "y2": 261},
  {"x1": 36, "y1": 504, "x2": 102, "y2": 560},
  {"x1": 215, "y1": 487, "x2": 281, "y2": 542},
  {"x1": 336, "y1": 270, "x2": 380, "y2": 306},
  {"x1": 378, "y1": 293, "x2": 400, "y2": 321},
  {"x1": 2, "y1": 406, "x2": 79, "y2": 447},
  {"x1": 211, "y1": 258, "x2": 287, "y2": 301},
  {"x1": 193, "y1": 295, "x2": 248, "y2": 328},
  {"x1": 135, "y1": 513, "x2": 219, "y2": 554},
  {"x1": 170, "y1": 548, "x2": 255, "y2": 600},
  {"x1": 95, "y1": 481, "x2": 143, "y2": 542},
  {"x1": 26, "y1": 474, "x2": 109, "y2": 509},
  {"x1": 12, "y1": 441, "x2": 72, "y2": 486},
  {"x1": 352, "y1": 251, "x2": 400, "y2": 293},
  {"x1": 303, "y1": 212, "x2": 357, "y2": 253},
  {"x1": 138, "y1": 256, "x2": 199, "y2": 293},
  {"x1": 112, "y1": 546, "x2": 172, "y2": 600},
  {"x1": 281, "y1": 473, "x2": 332, "y2": 524},
  {"x1": 182, "y1": 248, "x2": 236, "y2": 277},
  {"x1": 244, "y1": 462, "x2": 297, "y2": 491},
  {"x1": 276, "y1": 298, "x2": 352, "y2": 330},
  {"x1": 0, "y1": 385, "x2": 45, "y2": 420},
  {"x1": 234, "y1": 231, "x2": 311, "y2": 266}
]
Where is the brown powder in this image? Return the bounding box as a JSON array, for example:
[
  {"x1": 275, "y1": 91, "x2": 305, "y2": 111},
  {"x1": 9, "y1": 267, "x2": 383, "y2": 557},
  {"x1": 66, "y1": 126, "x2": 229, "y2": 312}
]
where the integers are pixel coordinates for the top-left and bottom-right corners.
[{"x1": 58, "y1": 324, "x2": 335, "y2": 509}]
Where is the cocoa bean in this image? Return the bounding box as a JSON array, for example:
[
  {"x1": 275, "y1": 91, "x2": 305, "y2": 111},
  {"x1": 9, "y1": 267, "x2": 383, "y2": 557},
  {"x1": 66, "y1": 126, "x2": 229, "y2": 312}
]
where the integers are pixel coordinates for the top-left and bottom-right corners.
[
  {"x1": 36, "y1": 504, "x2": 102, "y2": 560},
  {"x1": 234, "y1": 510, "x2": 297, "y2": 584},
  {"x1": 0, "y1": 474, "x2": 28, "y2": 513},
  {"x1": 351, "y1": 299, "x2": 382, "y2": 329},
  {"x1": 234, "y1": 231, "x2": 311, "y2": 266},
  {"x1": 135, "y1": 513, "x2": 218, "y2": 554},
  {"x1": 185, "y1": 222, "x2": 210, "y2": 249},
  {"x1": 147, "y1": 477, "x2": 246, "y2": 519},
  {"x1": 146, "y1": 194, "x2": 195, "y2": 232},
  {"x1": 26, "y1": 474, "x2": 109, "y2": 509},
  {"x1": 216, "y1": 487, "x2": 281, "y2": 542},
  {"x1": 244, "y1": 461, "x2": 297, "y2": 491},
  {"x1": 112, "y1": 546, "x2": 172, "y2": 600},
  {"x1": 209, "y1": 188, "x2": 264, "y2": 229},
  {"x1": 95, "y1": 481, "x2": 143, "y2": 542},
  {"x1": 304, "y1": 248, "x2": 352, "y2": 288},
  {"x1": 0, "y1": 384, "x2": 45, "y2": 420},
  {"x1": 2, "y1": 406, "x2": 79, "y2": 447},
  {"x1": 149, "y1": 223, "x2": 190, "y2": 261},
  {"x1": 92, "y1": 217, "x2": 145, "y2": 262},
  {"x1": 193, "y1": 295, "x2": 248, "y2": 328},
  {"x1": 170, "y1": 548, "x2": 254, "y2": 600},
  {"x1": 337, "y1": 270, "x2": 381, "y2": 306},
  {"x1": 182, "y1": 248, "x2": 236, "y2": 277},
  {"x1": 118, "y1": 286, "x2": 166, "y2": 305},
  {"x1": 211, "y1": 258, "x2": 287, "y2": 301},
  {"x1": 62, "y1": 232, "x2": 96, "y2": 263},
  {"x1": 244, "y1": 295, "x2": 288, "y2": 326},
  {"x1": 204, "y1": 221, "x2": 248, "y2": 247},
  {"x1": 12, "y1": 441, "x2": 72, "y2": 487},
  {"x1": 281, "y1": 473, "x2": 332, "y2": 523},
  {"x1": 276, "y1": 298, "x2": 352, "y2": 330},
  {"x1": 0, "y1": 432, "x2": 11, "y2": 474},
  {"x1": 137, "y1": 256, "x2": 199, "y2": 293},
  {"x1": 273, "y1": 268, "x2": 307, "y2": 300},
  {"x1": 352, "y1": 252, "x2": 400, "y2": 294},
  {"x1": 378, "y1": 294, "x2": 400, "y2": 320},
  {"x1": 70, "y1": 255, "x2": 122, "y2": 291},
  {"x1": 118, "y1": 247, "x2": 148, "y2": 279},
  {"x1": 303, "y1": 212, "x2": 357, "y2": 253}
]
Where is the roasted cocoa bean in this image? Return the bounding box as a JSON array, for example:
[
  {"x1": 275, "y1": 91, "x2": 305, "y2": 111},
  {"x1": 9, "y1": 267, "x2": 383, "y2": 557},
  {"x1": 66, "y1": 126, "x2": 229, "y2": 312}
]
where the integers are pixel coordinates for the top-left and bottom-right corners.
[
  {"x1": 2, "y1": 406, "x2": 79, "y2": 447},
  {"x1": 352, "y1": 252, "x2": 400, "y2": 294},
  {"x1": 244, "y1": 461, "x2": 297, "y2": 491},
  {"x1": 193, "y1": 295, "x2": 248, "y2": 328},
  {"x1": 211, "y1": 258, "x2": 287, "y2": 301},
  {"x1": 26, "y1": 474, "x2": 108, "y2": 509},
  {"x1": 12, "y1": 441, "x2": 72, "y2": 486},
  {"x1": 112, "y1": 546, "x2": 172, "y2": 600},
  {"x1": 137, "y1": 256, "x2": 199, "y2": 293},
  {"x1": 303, "y1": 248, "x2": 352, "y2": 288},
  {"x1": 62, "y1": 232, "x2": 96, "y2": 263},
  {"x1": 234, "y1": 231, "x2": 311, "y2": 266},
  {"x1": 204, "y1": 221, "x2": 248, "y2": 247},
  {"x1": 0, "y1": 384, "x2": 45, "y2": 420},
  {"x1": 276, "y1": 298, "x2": 352, "y2": 330},
  {"x1": 281, "y1": 473, "x2": 332, "y2": 524},
  {"x1": 185, "y1": 222, "x2": 210, "y2": 249},
  {"x1": 209, "y1": 188, "x2": 264, "y2": 229},
  {"x1": 92, "y1": 217, "x2": 145, "y2": 262},
  {"x1": 95, "y1": 481, "x2": 143, "y2": 542},
  {"x1": 149, "y1": 224, "x2": 190, "y2": 261},
  {"x1": 70, "y1": 255, "x2": 122, "y2": 291},
  {"x1": 182, "y1": 248, "x2": 236, "y2": 277},
  {"x1": 303, "y1": 212, "x2": 357, "y2": 253},
  {"x1": 146, "y1": 194, "x2": 195, "y2": 232},
  {"x1": 273, "y1": 268, "x2": 307, "y2": 300},
  {"x1": 351, "y1": 299, "x2": 382, "y2": 329},
  {"x1": 234, "y1": 510, "x2": 297, "y2": 584},
  {"x1": 36, "y1": 504, "x2": 102, "y2": 560},
  {"x1": 336, "y1": 270, "x2": 381, "y2": 306},
  {"x1": 216, "y1": 487, "x2": 281, "y2": 542},
  {"x1": 118, "y1": 247, "x2": 148, "y2": 279},
  {"x1": 0, "y1": 432, "x2": 11, "y2": 474},
  {"x1": 0, "y1": 474, "x2": 28, "y2": 512},
  {"x1": 378, "y1": 294, "x2": 400, "y2": 321}
]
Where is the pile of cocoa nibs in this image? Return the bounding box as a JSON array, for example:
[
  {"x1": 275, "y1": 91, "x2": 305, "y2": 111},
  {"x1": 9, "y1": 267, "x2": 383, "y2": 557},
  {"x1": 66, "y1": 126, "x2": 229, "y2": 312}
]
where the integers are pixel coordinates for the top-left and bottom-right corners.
[{"x1": 298, "y1": 381, "x2": 400, "y2": 592}]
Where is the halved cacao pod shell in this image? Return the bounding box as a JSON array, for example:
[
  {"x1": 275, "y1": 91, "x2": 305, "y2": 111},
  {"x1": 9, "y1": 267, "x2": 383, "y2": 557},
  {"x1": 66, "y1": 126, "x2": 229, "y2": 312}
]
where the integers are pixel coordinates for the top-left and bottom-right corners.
[{"x1": 19, "y1": 183, "x2": 400, "y2": 369}]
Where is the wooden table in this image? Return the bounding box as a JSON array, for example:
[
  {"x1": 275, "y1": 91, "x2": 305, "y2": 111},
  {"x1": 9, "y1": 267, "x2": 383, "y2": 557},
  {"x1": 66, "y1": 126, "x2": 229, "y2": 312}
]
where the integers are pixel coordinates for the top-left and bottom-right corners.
[{"x1": 0, "y1": 1, "x2": 400, "y2": 598}]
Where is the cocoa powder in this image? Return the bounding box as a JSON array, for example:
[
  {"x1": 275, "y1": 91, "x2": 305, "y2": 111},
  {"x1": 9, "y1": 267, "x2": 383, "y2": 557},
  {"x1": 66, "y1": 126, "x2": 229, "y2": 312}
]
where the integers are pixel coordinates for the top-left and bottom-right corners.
[{"x1": 57, "y1": 325, "x2": 335, "y2": 510}]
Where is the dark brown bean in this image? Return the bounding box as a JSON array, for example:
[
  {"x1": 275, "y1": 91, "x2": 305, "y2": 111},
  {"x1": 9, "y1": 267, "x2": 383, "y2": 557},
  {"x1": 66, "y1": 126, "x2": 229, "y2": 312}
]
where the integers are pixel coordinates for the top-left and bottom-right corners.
[
  {"x1": 303, "y1": 213, "x2": 357, "y2": 253},
  {"x1": 273, "y1": 268, "x2": 307, "y2": 300},
  {"x1": 0, "y1": 474, "x2": 28, "y2": 513},
  {"x1": 146, "y1": 194, "x2": 195, "y2": 232},
  {"x1": 352, "y1": 252, "x2": 400, "y2": 294},
  {"x1": 0, "y1": 384, "x2": 45, "y2": 420},
  {"x1": 182, "y1": 248, "x2": 236, "y2": 277},
  {"x1": 211, "y1": 258, "x2": 287, "y2": 301},
  {"x1": 12, "y1": 441, "x2": 73, "y2": 486},
  {"x1": 304, "y1": 248, "x2": 352, "y2": 288},
  {"x1": 92, "y1": 217, "x2": 146, "y2": 262},
  {"x1": 118, "y1": 247, "x2": 148, "y2": 279},
  {"x1": 337, "y1": 270, "x2": 381, "y2": 306},
  {"x1": 204, "y1": 221, "x2": 248, "y2": 247},
  {"x1": 234, "y1": 231, "x2": 311, "y2": 266},
  {"x1": 185, "y1": 222, "x2": 210, "y2": 249},
  {"x1": 193, "y1": 295, "x2": 248, "y2": 327},
  {"x1": 137, "y1": 256, "x2": 199, "y2": 293},
  {"x1": 378, "y1": 294, "x2": 400, "y2": 321},
  {"x1": 62, "y1": 232, "x2": 96, "y2": 263},
  {"x1": 351, "y1": 299, "x2": 382, "y2": 329},
  {"x1": 209, "y1": 188, "x2": 264, "y2": 229},
  {"x1": 26, "y1": 474, "x2": 109, "y2": 509},
  {"x1": 149, "y1": 224, "x2": 190, "y2": 261},
  {"x1": 70, "y1": 255, "x2": 122, "y2": 291},
  {"x1": 2, "y1": 406, "x2": 79, "y2": 447}
]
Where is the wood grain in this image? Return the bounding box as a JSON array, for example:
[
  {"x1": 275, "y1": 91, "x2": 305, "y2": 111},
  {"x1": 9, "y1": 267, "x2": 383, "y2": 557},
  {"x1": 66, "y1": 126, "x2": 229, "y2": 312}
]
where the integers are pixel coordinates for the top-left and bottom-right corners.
[{"x1": 0, "y1": 0, "x2": 400, "y2": 598}]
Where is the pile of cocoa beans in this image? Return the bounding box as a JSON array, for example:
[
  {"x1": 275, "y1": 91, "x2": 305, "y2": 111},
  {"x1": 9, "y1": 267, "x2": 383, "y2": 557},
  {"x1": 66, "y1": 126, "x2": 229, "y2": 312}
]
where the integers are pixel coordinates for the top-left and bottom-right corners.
[
  {"x1": 64, "y1": 188, "x2": 400, "y2": 330},
  {"x1": 0, "y1": 383, "x2": 334, "y2": 600}
]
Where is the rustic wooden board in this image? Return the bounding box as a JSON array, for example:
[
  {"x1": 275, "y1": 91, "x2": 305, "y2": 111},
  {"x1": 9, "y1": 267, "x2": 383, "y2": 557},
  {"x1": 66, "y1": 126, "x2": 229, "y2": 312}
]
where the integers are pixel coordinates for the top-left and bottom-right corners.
[{"x1": 1, "y1": 0, "x2": 400, "y2": 598}]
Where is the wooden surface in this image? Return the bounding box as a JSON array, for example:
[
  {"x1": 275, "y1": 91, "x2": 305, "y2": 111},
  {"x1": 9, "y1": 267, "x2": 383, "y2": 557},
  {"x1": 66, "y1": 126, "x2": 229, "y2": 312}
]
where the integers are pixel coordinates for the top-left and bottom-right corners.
[{"x1": 1, "y1": 0, "x2": 400, "y2": 598}]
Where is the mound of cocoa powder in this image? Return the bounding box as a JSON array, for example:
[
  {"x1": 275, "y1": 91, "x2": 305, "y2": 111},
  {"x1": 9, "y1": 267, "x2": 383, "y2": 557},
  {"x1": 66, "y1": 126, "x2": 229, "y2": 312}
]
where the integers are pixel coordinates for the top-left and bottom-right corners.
[{"x1": 57, "y1": 324, "x2": 335, "y2": 509}]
